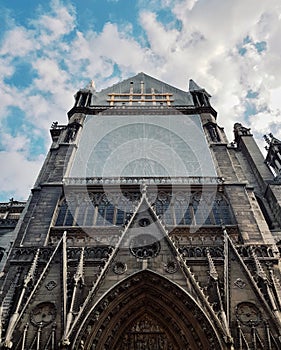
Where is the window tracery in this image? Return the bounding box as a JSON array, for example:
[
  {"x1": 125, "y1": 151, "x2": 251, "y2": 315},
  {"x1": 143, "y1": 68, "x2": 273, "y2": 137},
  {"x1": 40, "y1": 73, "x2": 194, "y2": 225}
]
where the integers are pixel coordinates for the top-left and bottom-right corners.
[{"x1": 54, "y1": 190, "x2": 234, "y2": 227}]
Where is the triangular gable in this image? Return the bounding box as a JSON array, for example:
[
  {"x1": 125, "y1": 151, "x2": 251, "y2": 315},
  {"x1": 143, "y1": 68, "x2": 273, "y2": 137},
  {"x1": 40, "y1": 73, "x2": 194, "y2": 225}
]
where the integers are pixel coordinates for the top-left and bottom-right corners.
[
  {"x1": 91, "y1": 72, "x2": 194, "y2": 105},
  {"x1": 61, "y1": 192, "x2": 231, "y2": 346}
]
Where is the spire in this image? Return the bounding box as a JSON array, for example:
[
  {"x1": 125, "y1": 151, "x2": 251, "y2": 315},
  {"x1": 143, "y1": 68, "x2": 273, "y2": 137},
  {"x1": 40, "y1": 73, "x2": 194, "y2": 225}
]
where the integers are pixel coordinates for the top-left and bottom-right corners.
[
  {"x1": 189, "y1": 79, "x2": 211, "y2": 107},
  {"x1": 189, "y1": 79, "x2": 204, "y2": 92},
  {"x1": 83, "y1": 80, "x2": 96, "y2": 93},
  {"x1": 74, "y1": 80, "x2": 96, "y2": 108},
  {"x1": 189, "y1": 79, "x2": 211, "y2": 95}
]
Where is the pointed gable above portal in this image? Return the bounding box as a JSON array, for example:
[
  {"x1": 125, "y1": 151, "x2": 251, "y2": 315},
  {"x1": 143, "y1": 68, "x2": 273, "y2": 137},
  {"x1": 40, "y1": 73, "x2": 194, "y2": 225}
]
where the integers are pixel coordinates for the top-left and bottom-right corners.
[{"x1": 92, "y1": 72, "x2": 194, "y2": 106}]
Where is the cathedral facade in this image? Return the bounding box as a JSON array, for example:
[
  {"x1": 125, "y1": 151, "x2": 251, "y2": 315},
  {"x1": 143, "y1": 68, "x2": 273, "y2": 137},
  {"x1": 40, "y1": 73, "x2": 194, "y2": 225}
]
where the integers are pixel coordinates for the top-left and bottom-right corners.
[{"x1": 1, "y1": 73, "x2": 281, "y2": 349}]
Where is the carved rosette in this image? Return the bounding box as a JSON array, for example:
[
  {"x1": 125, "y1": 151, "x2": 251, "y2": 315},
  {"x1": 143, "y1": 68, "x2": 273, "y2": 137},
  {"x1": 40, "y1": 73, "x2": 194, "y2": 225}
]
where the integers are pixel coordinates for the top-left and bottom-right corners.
[
  {"x1": 164, "y1": 260, "x2": 179, "y2": 274},
  {"x1": 45, "y1": 280, "x2": 57, "y2": 291},
  {"x1": 112, "y1": 261, "x2": 127, "y2": 275},
  {"x1": 236, "y1": 302, "x2": 261, "y2": 326}
]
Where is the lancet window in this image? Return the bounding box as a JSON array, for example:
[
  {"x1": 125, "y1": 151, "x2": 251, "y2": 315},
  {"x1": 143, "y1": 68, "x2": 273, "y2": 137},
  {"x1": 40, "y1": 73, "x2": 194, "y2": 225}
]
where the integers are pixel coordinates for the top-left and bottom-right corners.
[
  {"x1": 152, "y1": 191, "x2": 234, "y2": 226},
  {"x1": 55, "y1": 192, "x2": 141, "y2": 227},
  {"x1": 54, "y1": 190, "x2": 234, "y2": 227}
]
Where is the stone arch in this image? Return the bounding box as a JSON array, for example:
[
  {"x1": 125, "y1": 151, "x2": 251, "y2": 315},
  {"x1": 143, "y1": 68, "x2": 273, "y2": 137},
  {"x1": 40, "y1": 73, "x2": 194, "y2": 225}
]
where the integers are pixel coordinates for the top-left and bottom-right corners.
[{"x1": 72, "y1": 270, "x2": 225, "y2": 349}]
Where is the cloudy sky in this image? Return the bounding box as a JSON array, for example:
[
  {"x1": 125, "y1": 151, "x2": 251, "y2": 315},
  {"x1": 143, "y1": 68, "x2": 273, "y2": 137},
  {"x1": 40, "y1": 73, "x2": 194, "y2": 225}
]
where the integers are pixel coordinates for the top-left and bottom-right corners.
[{"x1": 0, "y1": 0, "x2": 281, "y2": 201}]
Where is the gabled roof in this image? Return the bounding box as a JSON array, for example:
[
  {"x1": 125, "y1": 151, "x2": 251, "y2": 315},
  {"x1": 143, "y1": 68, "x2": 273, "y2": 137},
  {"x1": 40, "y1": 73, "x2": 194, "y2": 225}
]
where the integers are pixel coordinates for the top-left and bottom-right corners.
[{"x1": 91, "y1": 72, "x2": 194, "y2": 105}]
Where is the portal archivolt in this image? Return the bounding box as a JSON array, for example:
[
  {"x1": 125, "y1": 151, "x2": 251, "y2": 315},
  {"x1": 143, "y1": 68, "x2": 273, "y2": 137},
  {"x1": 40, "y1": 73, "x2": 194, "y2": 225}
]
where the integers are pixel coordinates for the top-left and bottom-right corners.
[{"x1": 74, "y1": 270, "x2": 224, "y2": 349}]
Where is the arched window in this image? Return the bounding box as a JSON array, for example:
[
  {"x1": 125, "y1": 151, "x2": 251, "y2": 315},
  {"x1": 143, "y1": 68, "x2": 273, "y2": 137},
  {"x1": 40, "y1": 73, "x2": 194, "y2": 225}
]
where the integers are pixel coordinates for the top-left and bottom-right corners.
[
  {"x1": 158, "y1": 192, "x2": 192, "y2": 225},
  {"x1": 212, "y1": 194, "x2": 234, "y2": 225},
  {"x1": 54, "y1": 191, "x2": 235, "y2": 228},
  {"x1": 192, "y1": 192, "x2": 214, "y2": 225},
  {"x1": 153, "y1": 191, "x2": 234, "y2": 226},
  {"x1": 84, "y1": 203, "x2": 95, "y2": 226},
  {"x1": 96, "y1": 194, "x2": 114, "y2": 226},
  {"x1": 154, "y1": 192, "x2": 173, "y2": 225},
  {"x1": 55, "y1": 192, "x2": 139, "y2": 227},
  {"x1": 206, "y1": 123, "x2": 221, "y2": 142},
  {"x1": 75, "y1": 199, "x2": 89, "y2": 226},
  {"x1": 55, "y1": 199, "x2": 74, "y2": 226}
]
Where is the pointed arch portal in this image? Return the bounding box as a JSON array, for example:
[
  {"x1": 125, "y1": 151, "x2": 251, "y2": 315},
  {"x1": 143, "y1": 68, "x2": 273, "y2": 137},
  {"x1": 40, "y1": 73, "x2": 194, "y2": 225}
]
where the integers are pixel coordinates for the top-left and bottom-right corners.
[{"x1": 73, "y1": 271, "x2": 225, "y2": 350}]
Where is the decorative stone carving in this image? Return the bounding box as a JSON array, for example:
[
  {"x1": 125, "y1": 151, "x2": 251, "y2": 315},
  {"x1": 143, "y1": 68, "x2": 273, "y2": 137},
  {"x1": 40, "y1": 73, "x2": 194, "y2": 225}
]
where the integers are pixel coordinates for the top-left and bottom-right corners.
[
  {"x1": 30, "y1": 302, "x2": 56, "y2": 327},
  {"x1": 138, "y1": 218, "x2": 151, "y2": 227},
  {"x1": 236, "y1": 245, "x2": 275, "y2": 259},
  {"x1": 63, "y1": 176, "x2": 224, "y2": 186},
  {"x1": 178, "y1": 245, "x2": 224, "y2": 258},
  {"x1": 64, "y1": 120, "x2": 81, "y2": 143},
  {"x1": 11, "y1": 247, "x2": 53, "y2": 262},
  {"x1": 113, "y1": 261, "x2": 127, "y2": 275},
  {"x1": 236, "y1": 302, "x2": 261, "y2": 326},
  {"x1": 74, "y1": 271, "x2": 221, "y2": 349},
  {"x1": 45, "y1": 280, "x2": 57, "y2": 291},
  {"x1": 234, "y1": 122, "x2": 252, "y2": 143},
  {"x1": 234, "y1": 278, "x2": 246, "y2": 289},
  {"x1": 164, "y1": 260, "x2": 178, "y2": 274},
  {"x1": 130, "y1": 234, "x2": 160, "y2": 259},
  {"x1": 117, "y1": 314, "x2": 178, "y2": 350},
  {"x1": 207, "y1": 123, "x2": 221, "y2": 142},
  {"x1": 84, "y1": 246, "x2": 113, "y2": 260}
]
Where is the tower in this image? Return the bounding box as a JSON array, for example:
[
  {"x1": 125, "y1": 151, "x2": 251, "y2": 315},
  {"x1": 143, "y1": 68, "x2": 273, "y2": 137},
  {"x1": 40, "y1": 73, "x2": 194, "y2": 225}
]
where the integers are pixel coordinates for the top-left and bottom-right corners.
[{"x1": 1, "y1": 72, "x2": 281, "y2": 349}]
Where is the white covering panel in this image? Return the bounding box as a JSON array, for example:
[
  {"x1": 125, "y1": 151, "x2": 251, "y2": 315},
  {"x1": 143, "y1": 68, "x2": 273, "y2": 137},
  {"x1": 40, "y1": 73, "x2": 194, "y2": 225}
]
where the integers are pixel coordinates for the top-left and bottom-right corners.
[{"x1": 70, "y1": 114, "x2": 217, "y2": 178}]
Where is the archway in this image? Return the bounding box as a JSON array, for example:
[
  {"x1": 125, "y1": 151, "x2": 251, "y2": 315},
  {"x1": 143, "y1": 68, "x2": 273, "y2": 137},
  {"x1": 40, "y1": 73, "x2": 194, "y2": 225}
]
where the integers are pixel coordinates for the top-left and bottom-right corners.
[{"x1": 73, "y1": 270, "x2": 225, "y2": 349}]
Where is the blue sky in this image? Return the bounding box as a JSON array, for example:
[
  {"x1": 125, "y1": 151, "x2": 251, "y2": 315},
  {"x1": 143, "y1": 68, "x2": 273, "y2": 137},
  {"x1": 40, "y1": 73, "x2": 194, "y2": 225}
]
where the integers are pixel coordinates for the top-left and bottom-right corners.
[{"x1": 0, "y1": 0, "x2": 281, "y2": 201}]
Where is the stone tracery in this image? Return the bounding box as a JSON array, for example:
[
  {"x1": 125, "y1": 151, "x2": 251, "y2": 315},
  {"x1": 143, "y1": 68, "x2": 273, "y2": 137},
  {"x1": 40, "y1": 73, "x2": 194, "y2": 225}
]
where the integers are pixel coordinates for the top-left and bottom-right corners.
[{"x1": 55, "y1": 190, "x2": 234, "y2": 227}]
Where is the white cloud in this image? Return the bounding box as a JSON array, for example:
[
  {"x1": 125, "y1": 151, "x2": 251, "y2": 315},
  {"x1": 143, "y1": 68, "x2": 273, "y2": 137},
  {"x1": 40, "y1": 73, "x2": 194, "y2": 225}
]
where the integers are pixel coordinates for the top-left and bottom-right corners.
[
  {"x1": 270, "y1": 87, "x2": 281, "y2": 112},
  {"x1": 1, "y1": 134, "x2": 29, "y2": 153},
  {"x1": 64, "y1": 22, "x2": 159, "y2": 87},
  {"x1": 0, "y1": 151, "x2": 44, "y2": 200},
  {"x1": 0, "y1": 82, "x2": 17, "y2": 118},
  {"x1": 143, "y1": 0, "x2": 281, "y2": 140},
  {"x1": 30, "y1": 0, "x2": 76, "y2": 45},
  {"x1": 0, "y1": 26, "x2": 35, "y2": 57},
  {"x1": 32, "y1": 58, "x2": 69, "y2": 94},
  {"x1": 139, "y1": 11, "x2": 179, "y2": 57}
]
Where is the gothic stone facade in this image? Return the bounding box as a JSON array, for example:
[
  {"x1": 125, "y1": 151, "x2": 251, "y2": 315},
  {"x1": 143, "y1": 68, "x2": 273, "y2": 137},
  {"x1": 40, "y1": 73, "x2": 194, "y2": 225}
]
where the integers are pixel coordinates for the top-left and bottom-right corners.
[{"x1": 1, "y1": 73, "x2": 281, "y2": 349}]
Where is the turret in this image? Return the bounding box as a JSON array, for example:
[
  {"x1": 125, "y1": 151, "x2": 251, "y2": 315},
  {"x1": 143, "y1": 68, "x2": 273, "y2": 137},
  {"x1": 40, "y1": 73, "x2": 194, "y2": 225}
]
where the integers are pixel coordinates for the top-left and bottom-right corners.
[
  {"x1": 189, "y1": 79, "x2": 211, "y2": 108},
  {"x1": 74, "y1": 80, "x2": 96, "y2": 107},
  {"x1": 189, "y1": 80, "x2": 226, "y2": 143},
  {"x1": 233, "y1": 122, "x2": 273, "y2": 192}
]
